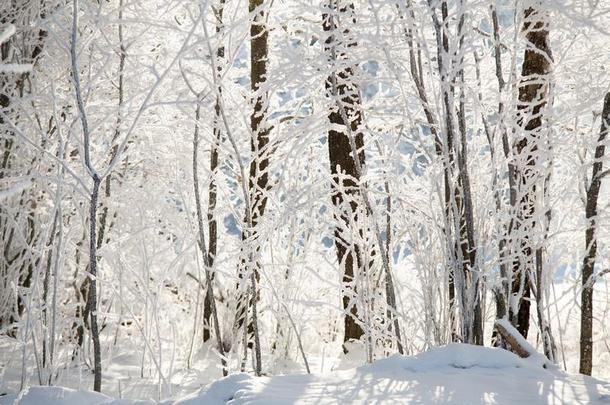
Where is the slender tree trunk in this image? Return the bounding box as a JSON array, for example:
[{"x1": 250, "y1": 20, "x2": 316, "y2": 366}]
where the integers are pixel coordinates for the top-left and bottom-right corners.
[
  {"x1": 230, "y1": 0, "x2": 270, "y2": 375},
  {"x1": 88, "y1": 178, "x2": 102, "y2": 392},
  {"x1": 511, "y1": 2, "x2": 552, "y2": 339},
  {"x1": 397, "y1": 0, "x2": 458, "y2": 342},
  {"x1": 579, "y1": 92, "x2": 610, "y2": 375},
  {"x1": 71, "y1": 0, "x2": 102, "y2": 390},
  {"x1": 426, "y1": 0, "x2": 482, "y2": 345},
  {"x1": 203, "y1": 0, "x2": 225, "y2": 344},
  {"x1": 454, "y1": 1, "x2": 482, "y2": 345},
  {"x1": 248, "y1": 0, "x2": 271, "y2": 233},
  {"x1": 41, "y1": 210, "x2": 59, "y2": 369},
  {"x1": 193, "y1": 100, "x2": 228, "y2": 376},
  {"x1": 535, "y1": 171, "x2": 556, "y2": 361},
  {"x1": 486, "y1": 2, "x2": 515, "y2": 346},
  {"x1": 248, "y1": 0, "x2": 269, "y2": 374},
  {"x1": 382, "y1": 176, "x2": 403, "y2": 354},
  {"x1": 47, "y1": 135, "x2": 67, "y2": 384},
  {"x1": 97, "y1": 0, "x2": 126, "y2": 253}
]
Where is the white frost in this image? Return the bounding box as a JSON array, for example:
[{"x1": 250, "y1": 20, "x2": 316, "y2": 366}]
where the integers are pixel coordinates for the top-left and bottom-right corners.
[
  {"x1": 0, "y1": 63, "x2": 33, "y2": 74},
  {"x1": 0, "y1": 25, "x2": 32, "y2": 74},
  {"x1": 0, "y1": 24, "x2": 16, "y2": 45},
  {"x1": 0, "y1": 179, "x2": 32, "y2": 201}
]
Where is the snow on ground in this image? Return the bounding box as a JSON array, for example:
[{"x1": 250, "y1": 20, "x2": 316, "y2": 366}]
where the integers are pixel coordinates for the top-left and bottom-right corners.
[{"x1": 2, "y1": 344, "x2": 610, "y2": 404}]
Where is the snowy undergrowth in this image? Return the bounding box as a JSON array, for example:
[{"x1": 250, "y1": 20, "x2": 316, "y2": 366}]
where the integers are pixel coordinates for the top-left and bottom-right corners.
[{"x1": 2, "y1": 344, "x2": 610, "y2": 404}]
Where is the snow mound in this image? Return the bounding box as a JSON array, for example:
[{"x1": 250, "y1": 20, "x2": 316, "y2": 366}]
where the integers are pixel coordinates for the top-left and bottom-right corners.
[
  {"x1": 174, "y1": 374, "x2": 259, "y2": 404},
  {"x1": 186, "y1": 344, "x2": 610, "y2": 404},
  {"x1": 0, "y1": 385, "x2": 154, "y2": 405},
  {"x1": 3, "y1": 344, "x2": 610, "y2": 404},
  {"x1": 367, "y1": 343, "x2": 539, "y2": 373}
]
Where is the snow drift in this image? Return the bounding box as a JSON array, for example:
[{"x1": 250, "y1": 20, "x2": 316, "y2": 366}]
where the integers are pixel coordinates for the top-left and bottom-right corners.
[{"x1": 2, "y1": 344, "x2": 610, "y2": 404}]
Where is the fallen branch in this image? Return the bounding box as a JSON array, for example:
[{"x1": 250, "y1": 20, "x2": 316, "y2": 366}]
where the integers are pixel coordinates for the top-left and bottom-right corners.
[{"x1": 494, "y1": 319, "x2": 536, "y2": 359}]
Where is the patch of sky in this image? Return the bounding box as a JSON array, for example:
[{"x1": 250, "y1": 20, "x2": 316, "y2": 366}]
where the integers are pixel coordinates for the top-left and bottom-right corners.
[
  {"x1": 361, "y1": 60, "x2": 383, "y2": 101},
  {"x1": 479, "y1": 144, "x2": 491, "y2": 156},
  {"x1": 298, "y1": 102, "x2": 313, "y2": 116},
  {"x1": 270, "y1": 110, "x2": 289, "y2": 120},
  {"x1": 362, "y1": 60, "x2": 379, "y2": 76},
  {"x1": 497, "y1": 0, "x2": 514, "y2": 27},
  {"x1": 223, "y1": 214, "x2": 241, "y2": 236},
  {"x1": 322, "y1": 236, "x2": 333, "y2": 248},
  {"x1": 277, "y1": 89, "x2": 293, "y2": 107},
  {"x1": 554, "y1": 262, "x2": 580, "y2": 281},
  {"x1": 419, "y1": 124, "x2": 432, "y2": 136},
  {"x1": 363, "y1": 83, "x2": 380, "y2": 100},
  {"x1": 389, "y1": 160, "x2": 406, "y2": 176},
  {"x1": 235, "y1": 75, "x2": 249, "y2": 87},
  {"x1": 413, "y1": 155, "x2": 428, "y2": 177},
  {"x1": 398, "y1": 138, "x2": 416, "y2": 155},
  {"x1": 392, "y1": 244, "x2": 411, "y2": 264},
  {"x1": 233, "y1": 44, "x2": 248, "y2": 68},
  {"x1": 479, "y1": 19, "x2": 491, "y2": 34},
  {"x1": 380, "y1": 81, "x2": 399, "y2": 97}
]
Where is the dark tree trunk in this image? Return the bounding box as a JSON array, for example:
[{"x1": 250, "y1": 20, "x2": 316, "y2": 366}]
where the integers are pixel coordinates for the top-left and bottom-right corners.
[
  {"x1": 323, "y1": 0, "x2": 366, "y2": 345},
  {"x1": 247, "y1": 0, "x2": 270, "y2": 374},
  {"x1": 88, "y1": 177, "x2": 102, "y2": 392},
  {"x1": 486, "y1": 2, "x2": 518, "y2": 348},
  {"x1": 193, "y1": 100, "x2": 228, "y2": 375},
  {"x1": 510, "y1": 3, "x2": 552, "y2": 339},
  {"x1": 248, "y1": 0, "x2": 270, "y2": 229},
  {"x1": 230, "y1": 0, "x2": 269, "y2": 376},
  {"x1": 203, "y1": 0, "x2": 225, "y2": 345},
  {"x1": 233, "y1": 0, "x2": 270, "y2": 318},
  {"x1": 71, "y1": 0, "x2": 103, "y2": 388},
  {"x1": 579, "y1": 92, "x2": 610, "y2": 375}
]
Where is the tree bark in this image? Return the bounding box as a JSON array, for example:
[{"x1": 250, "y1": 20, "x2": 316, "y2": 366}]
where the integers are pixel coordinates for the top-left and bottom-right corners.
[
  {"x1": 323, "y1": 0, "x2": 367, "y2": 345},
  {"x1": 579, "y1": 92, "x2": 610, "y2": 375},
  {"x1": 231, "y1": 0, "x2": 270, "y2": 375},
  {"x1": 193, "y1": 100, "x2": 227, "y2": 376},
  {"x1": 88, "y1": 177, "x2": 103, "y2": 392},
  {"x1": 426, "y1": 0, "x2": 482, "y2": 345},
  {"x1": 203, "y1": 0, "x2": 225, "y2": 345},
  {"x1": 511, "y1": 2, "x2": 552, "y2": 339},
  {"x1": 71, "y1": 0, "x2": 102, "y2": 390}
]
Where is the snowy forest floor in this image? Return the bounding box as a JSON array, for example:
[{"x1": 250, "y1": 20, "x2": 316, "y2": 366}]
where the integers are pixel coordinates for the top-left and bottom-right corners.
[
  {"x1": 2, "y1": 344, "x2": 610, "y2": 404},
  {"x1": 3, "y1": 279, "x2": 610, "y2": 404}
]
